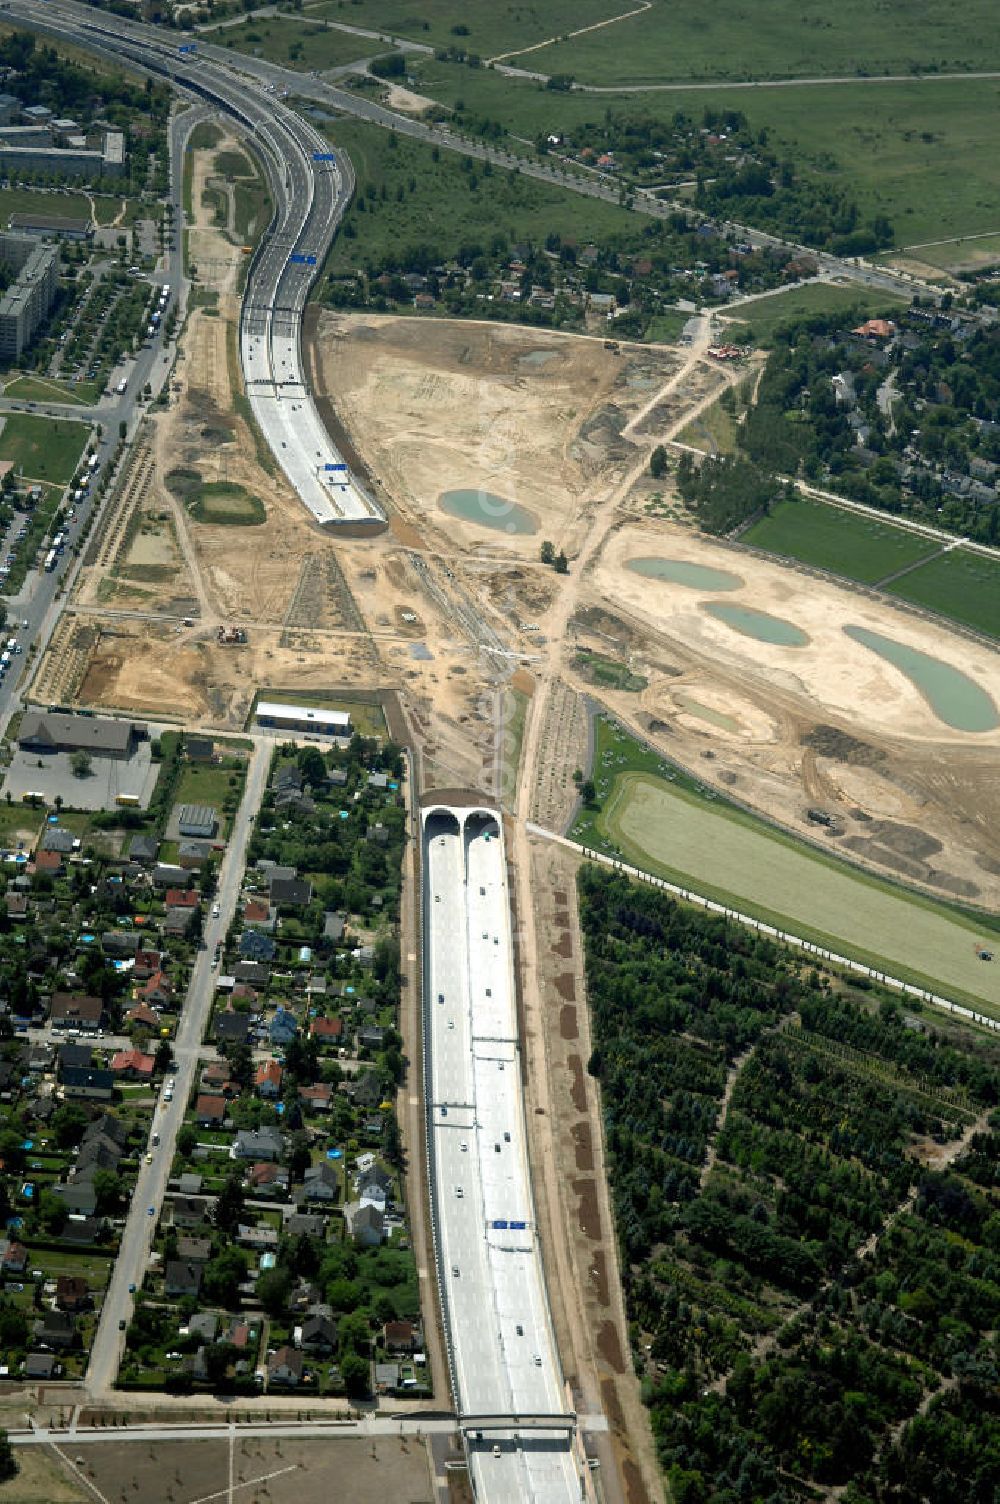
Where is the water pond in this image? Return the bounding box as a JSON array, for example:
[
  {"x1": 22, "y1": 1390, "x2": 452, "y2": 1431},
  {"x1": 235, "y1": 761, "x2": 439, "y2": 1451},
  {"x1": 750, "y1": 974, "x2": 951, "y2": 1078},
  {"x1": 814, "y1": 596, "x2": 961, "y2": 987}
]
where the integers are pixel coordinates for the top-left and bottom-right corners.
[
  {"x1": 703, "y1": 601, "x2": 809, "y2": 647},
  {"x1": 626, "y1": 556, "x2": 743, "y2": 591},
  {"x1": 844, "y1": 624, "x2": 998, "y2": 733},
  {"x1": 439, "y1": 488, "x2": 537, "y2": 535}
]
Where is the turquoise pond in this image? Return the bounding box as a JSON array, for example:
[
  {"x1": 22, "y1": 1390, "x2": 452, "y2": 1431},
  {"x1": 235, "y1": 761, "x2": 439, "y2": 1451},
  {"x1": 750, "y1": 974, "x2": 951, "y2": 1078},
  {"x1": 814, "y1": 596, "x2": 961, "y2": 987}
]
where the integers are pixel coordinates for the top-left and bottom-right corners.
[
  {"x1": 439, "y1": 488, "x2": 537, "y2": 535},
  {"x1": 703, "y1": 601, "x2": 810, "y2": 647},
  {"x1": 844, "y1": 625, "x2": 998, "y2": 733},
  {"x1": 626, "y1": 556, "x2": 743, "y2": 591}
]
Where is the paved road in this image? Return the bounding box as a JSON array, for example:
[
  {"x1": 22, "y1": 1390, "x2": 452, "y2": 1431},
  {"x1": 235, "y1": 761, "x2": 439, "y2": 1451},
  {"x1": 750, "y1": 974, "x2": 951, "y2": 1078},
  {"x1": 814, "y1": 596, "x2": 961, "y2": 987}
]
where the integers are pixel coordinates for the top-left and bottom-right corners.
[{"x1": 85, "y1": 740, "x2": 270, "y2": 1397}]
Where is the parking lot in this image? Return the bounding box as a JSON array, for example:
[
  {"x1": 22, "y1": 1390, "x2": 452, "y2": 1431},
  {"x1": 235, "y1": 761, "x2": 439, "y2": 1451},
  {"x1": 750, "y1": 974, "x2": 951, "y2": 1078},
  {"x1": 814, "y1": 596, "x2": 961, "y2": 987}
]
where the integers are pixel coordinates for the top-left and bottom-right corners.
[{"x1": 2, "y1": 743, "x2": 156, "y2": 811}]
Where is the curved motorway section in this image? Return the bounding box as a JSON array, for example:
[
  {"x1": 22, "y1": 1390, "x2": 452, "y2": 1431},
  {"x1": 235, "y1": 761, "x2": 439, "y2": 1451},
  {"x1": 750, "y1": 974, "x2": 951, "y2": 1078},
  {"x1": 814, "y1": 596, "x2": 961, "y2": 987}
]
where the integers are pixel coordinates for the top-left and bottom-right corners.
[
  {"x1": 9, "y1": 0, "x2": 383, "y2": 529},
  {"x1": 423, "y1": 805, "x2": 584, "y2": 1502}
]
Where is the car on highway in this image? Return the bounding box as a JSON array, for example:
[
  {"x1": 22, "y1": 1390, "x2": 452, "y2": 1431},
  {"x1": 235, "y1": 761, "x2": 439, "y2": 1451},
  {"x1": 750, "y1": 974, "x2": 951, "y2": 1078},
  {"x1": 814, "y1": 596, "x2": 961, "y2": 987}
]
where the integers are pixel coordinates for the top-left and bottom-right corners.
[
  {"x1": 147, "y1": 1206, "x2": 155, "y2": 1216},
  {"x1": 212, "y1": 903, "x2": 220, "y2": 917},
  {"x1": 145, "y1": 1152, "x2": 153, "y2": 1164},
  {"x1": 127, "y1": 1283, "x2": 136, "y2": 1293},
  {"x1": 118, "y1": 1319, "x2": 126, "y2": 1331}
]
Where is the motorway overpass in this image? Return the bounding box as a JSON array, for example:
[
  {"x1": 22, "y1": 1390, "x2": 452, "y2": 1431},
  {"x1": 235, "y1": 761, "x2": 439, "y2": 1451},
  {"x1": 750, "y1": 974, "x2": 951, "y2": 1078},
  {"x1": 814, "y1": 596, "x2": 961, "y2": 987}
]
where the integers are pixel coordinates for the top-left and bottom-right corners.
[{"x1": 8, "y1": 0, "x2": 384, "y2": 529}]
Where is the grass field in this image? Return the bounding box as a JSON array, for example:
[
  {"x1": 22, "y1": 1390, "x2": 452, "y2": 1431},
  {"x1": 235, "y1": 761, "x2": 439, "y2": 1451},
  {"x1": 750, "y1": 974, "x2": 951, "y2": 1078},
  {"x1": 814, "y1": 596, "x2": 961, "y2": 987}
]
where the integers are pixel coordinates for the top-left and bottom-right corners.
[
  {"x1": 723, "y1": 282, "x2": 907, "y2": 344},
  {"x1": 308, "y1": 0, "x2": 626, "y2": 55},
  {"x1": 573, "y1": 648, "x2": 648, "y2": 691},
  {"x1": 189, "y1": 480, "x2": 265, "y2": 525},
  {"x1": 743, "y1": 496, "x2": 936, "y2": 584},
  {"x1": 221, "y1": 15, "x2": 378, "y2": 69},
  {"x1": 887, "y1": 547, "x2": 1000, "y2": 639},
  {"x1": 406, "y1": 61, "x2": 1000, "y2": 246},
  {"x1": 2, "y1": 374, "x2": 99, "y2": 406},
  {"x1": 572, "y1": 718, "x2": 1000, "y2": 1014},
  {"x1": 0, "y1": 414, "x2": 88, "y2": 485},
  {"x1": 515, "y1": 0, "x2": 1000, "y2": 84},
  {"x1": 323, "y1": 116, "x2": 648, "y2": 276},
  {"x1": 0, "y1": 184, "x2": 95, "y2": 227}
]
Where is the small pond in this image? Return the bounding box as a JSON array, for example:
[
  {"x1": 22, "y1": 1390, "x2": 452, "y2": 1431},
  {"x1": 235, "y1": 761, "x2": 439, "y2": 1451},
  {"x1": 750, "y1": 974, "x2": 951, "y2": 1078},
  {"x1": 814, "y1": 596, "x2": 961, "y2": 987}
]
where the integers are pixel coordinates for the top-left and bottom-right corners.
[
  {"x1": 439, "y1": 488, "x2": 537, "y2": 535},
  {"x1": 704, "y1": 601, "x2": 809, "y2": 647},
  {"x1": 626, "y1": 556, "x2": 743, "y2": 591},
  {"x1": 844, "y1": 625, "x2": 998, "y2": 733}
]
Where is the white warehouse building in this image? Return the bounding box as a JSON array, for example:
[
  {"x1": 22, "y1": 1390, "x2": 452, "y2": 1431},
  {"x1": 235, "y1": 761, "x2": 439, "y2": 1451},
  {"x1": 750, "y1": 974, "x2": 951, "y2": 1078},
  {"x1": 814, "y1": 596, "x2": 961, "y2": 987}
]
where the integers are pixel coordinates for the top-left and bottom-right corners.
[{"x1": 255, "y1": 701, "x2": 352, "y2": 737}]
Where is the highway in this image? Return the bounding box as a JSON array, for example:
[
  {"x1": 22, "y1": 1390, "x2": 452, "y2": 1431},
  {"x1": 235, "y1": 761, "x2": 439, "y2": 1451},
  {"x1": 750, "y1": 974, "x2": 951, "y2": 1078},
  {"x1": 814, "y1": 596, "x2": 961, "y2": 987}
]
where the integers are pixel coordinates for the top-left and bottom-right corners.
[
  {"x1": 7, "y1": 0, "x2": 383, "y2": 529},
  {"x1": 85, "y1": 740, "x2": 270, "y2": 1396},
  {"x1": 423, "y1": 805, "x2": 582, "y2": 1503}
]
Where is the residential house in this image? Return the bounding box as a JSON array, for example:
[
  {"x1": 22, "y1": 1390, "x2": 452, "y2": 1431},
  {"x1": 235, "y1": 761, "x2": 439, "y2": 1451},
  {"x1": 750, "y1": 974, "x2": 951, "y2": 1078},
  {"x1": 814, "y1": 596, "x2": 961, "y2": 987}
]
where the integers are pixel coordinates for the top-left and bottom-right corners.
[
  {"x1": 269, "y1": 876, "x2": 312, "y2": 909},
  {"x1": 285, "y1": 1212, "x2": 327, "y2": 1240},
  {"x1": 302, "y1": 1163, "x2": 340, "y2": 1204},
  {"x1": 139, "y1": 972, "x2": 174, "y2": 1009},
  {"x1": 40, "y1": 826, "x2": 76, "y2": 854},
  {"x1": 164, "y1": 888, "x2": 200, "y2": 912},
  {"x1": 133, "y1": 948, "x2": 165, "y2": 981},
  {"x1": 186, "y1": 737, "x2": 215, "y2": 763},
  {"x1": 357, "y1": 1165, "x2": 393, "y2": 1201},
  {"x1": 195, "y1": 1093, "x2": 227, "y2": 1127},
  {"x1": 243, "y1": 899, "x2": 275, "y2": 932},
  {"x1": 0, "y1": 1239, "x2": 28, "y2": 1274},
  {"x1": 176, "y1": 1236, "x2": 212, "y2": 1263},
  {"x1": 61, "y1": 1066, "x2": 114, "y2": 1102},
  {"x1": 367, "y1": 771, "x2": 389, "y2": 792},
  {"x1": 343, "y1": 1201, "x2": 384, "y2": 1247},
  {"x1": 199, "y1": 1062, "x2": 238, "y2": 1097},
  {"x1": 55, "y1": 1276, "x2": 91, "y2": 1313},
  {"x1": 178, "y1": 840, "x2": 212, "y2": 870},
  {"x1": 246, "y1": 1162, "x2": 289, "y2": 1199},
  {"x1": 125, "y1": 1002, "x2": 160, "y2": 1031},
  {"x1": 233, "y1": 962, "x2": 270, "y2": 988},
  {"x1": 24, "y1": 1353, "x2": 58, "y2": 1379},
  {"x1": 110, "y1": 1048, "x2": 154, "y2": 1082},
  {"x1": 309, "y1": 1015, "x2": 342, "y2": 1046},
  {"x1": 85, "y1": 1114, "x2": 128, "y2": 1149},
  {"x1": 169, "y1": 1196, "x2": 213, "y2": 1228},
  {"x1": 51, "y1": 1179, "x2": 97, "y2": 1216},
  {"x1": 383, "y1": 1320, "x2": 419, "y2": 1354},
  {"x1": 163, "y1": 906, "x2": 196, "y2": 938},
  {"x1": 240, "y1": 930, "x2": 276, "y2": 962},
  {"x1": 49, "y1": 993, "x2": 104, "y2": 1032},
  {"x1": 299, "y1": 1083, "x2": 332, "y2": 1114},
  {"x1": 164, "y1": 1260, "x2": 202, "y2": 1298},
  {"x1": 267, "y1": 1345, "x2": 303, "y2": 1387},
  {"x1": 269, "y1": 1008, "x2": 298, "y2": 1049},
  {"x1": 187, "y1": 1312, "x2": 218, "y2": 1343},
  {"x1": 128, "y1": 833, "x2": 159, "y2": 865},
  {"x1": 152, "y1": 863, "x2": 188, "y2": 888},
  {"x1": 33, "y1": 850, "x2": 64, "y2": 878},
  {"x1": 214, "y1": 1009, "x2": 251, "y2": 1046},
  {"x1": 357, "y1": 1026, "x2": 385, "y2": 1051},
  {"x1": 254, "y1": 1060, "x2": 283, "y2": 1099},
  {"x1": 61, "y1": 1216, "x2": 103, "y2": 1246},
  {"x1": 5, "y1": 892, "x2": 27, "y2": 921},
  {"x1": 57, "y1": 1041, "x2": 93, "y2": 1075},
  {"x1": 231, "y1": 1126, "x2": 284, "y2": 1162},
  {"x1": 375, "y1": 1361, "x2": 400, "y2": 1393},
  {"x1": 237, "y1": 1223, "x2": 279, "y2": 1254},
  {"x1": 32, "y1": 1310, "x2": 77, "y2": 1350},
  {"x1": 102, "y1": 930, "x2": 142, "y2": 957},
  {"x1": 299, "y1": 1305, "x2": 338, "y2": 1354}
]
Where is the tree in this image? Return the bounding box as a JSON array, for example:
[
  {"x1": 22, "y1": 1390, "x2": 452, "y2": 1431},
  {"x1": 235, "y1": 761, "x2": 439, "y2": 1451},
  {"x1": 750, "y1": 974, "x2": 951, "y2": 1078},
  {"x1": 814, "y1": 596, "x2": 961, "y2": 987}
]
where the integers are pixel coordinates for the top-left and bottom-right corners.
[
  {"x1": 340, "y1": 1351, "x2": 370, "y2": 1397},
  {"x1": 224, "y1": 1042, "x2": 254, "y2": 1092},
  {"x1": 70, "y1": 750, "x2": 92, "y2": 779},
  {"x1": 650, "y1": 444, "x2": 668, "y2": 478},
  {"x1": 580, "y1": 780, "x2": 596, "y2": 805},
  {"x1": 256, "y1": 1266, "x2": 292, "y2": 1318},
  {"x1": 154, "y1": 1038, "x2": 172, "y2": 1074},
  {"x1": 297, "y1": 747, "x2": 327, "y2": 787},
  {"x1": 554, "y1": 551, "x2": 569, "y2": 574},
  {"x1": 201, "y1": 1247, "x2": 248, "y2": 1307},
  {"x1": 286, "y1": 1131, "x2": 311, "y2": 1182},
  {"x1": 214, "y1": 1174, "x2": 245, "y2": 1237},
  {"x1": 0, "y1": 1429, "x2": 16, "y2": 1484},
  {"x1": 52, "y1": 1102, "x2": 88, "y2": 1150},
  {"x1": 540, "y1": 539, "x2": 555, "y2": 565}
]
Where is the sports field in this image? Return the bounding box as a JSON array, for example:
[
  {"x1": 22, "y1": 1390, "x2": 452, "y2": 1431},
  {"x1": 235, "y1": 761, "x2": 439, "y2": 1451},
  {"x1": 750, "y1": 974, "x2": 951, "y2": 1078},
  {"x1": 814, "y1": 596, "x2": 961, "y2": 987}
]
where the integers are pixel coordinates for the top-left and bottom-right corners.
[
  {"x1": 887, "y1": 548, "x2": 1000, "y2": 639},
  {"x1": 743, "y1": 497, "x2": 935, "y2": 585},
  {"x1": 743, "y1": 498, "x2": 1000, "y2": 638},
  {"x1": 602, "y1": 773, "x2": 1000, "y2": 1013},
  {"x1": 570, "y1": 716, "x2": 1000, "y2": 1013}
]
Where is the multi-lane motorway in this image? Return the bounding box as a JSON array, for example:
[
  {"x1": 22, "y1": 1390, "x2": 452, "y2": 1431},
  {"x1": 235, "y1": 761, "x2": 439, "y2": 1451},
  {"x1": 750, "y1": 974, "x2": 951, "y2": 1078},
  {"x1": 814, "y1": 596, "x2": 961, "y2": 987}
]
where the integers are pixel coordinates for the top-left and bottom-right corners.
[
  {"x1": 423, "y1": 805, "x2": 583, "y2": 1503},
  {"x1": 8, "y1": 0, "x2": 383, "y2": 529}
]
